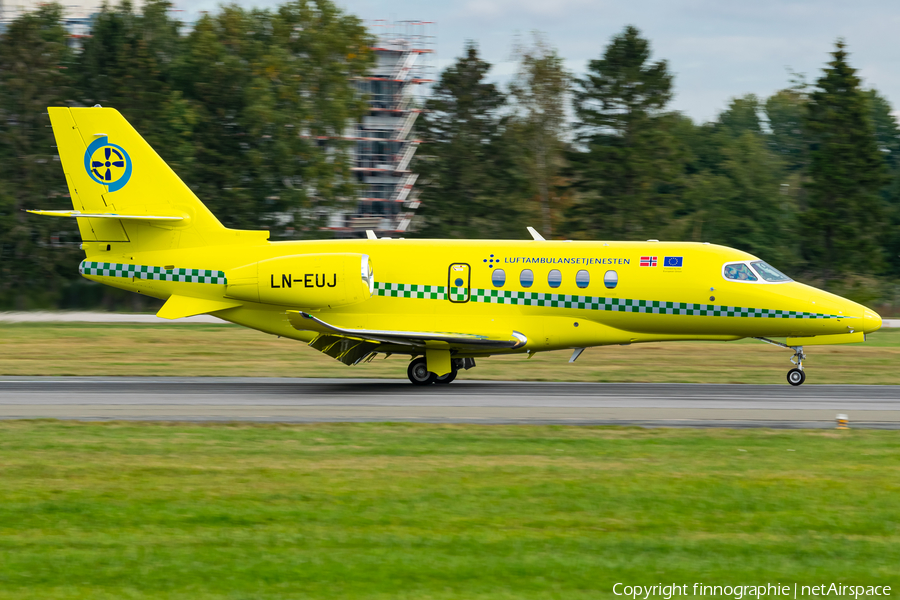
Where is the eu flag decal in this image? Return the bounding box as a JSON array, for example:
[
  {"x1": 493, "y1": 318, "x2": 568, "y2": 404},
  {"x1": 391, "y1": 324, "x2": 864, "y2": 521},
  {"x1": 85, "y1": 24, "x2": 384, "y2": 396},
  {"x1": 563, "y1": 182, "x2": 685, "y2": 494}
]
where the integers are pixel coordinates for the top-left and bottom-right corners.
[{"x1": 663, "y1": 256, "x2": 683, "y2": 267}]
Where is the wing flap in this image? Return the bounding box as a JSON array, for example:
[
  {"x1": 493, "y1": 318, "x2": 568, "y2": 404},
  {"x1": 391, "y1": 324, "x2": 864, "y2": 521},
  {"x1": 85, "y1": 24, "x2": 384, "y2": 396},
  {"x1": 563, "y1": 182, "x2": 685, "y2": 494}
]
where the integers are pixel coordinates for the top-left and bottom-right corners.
[{"x1": 309, "y1": 335, "x2": 380, "y2": 366}]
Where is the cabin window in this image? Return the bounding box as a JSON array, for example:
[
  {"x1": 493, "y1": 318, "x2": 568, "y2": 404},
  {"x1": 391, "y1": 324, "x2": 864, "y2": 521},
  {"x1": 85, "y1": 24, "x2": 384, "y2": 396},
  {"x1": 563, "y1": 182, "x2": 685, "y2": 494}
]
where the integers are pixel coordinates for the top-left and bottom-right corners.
[
  {"x1": 750, "y1": 261, "x2": 791, "y2": 282},
  {"x1": 723, "y1": 263, "x2": 758, "y2": 282},
  {"x1": 576, "y1": 270, "x2": 590, "y2": 288},
  {"x1": 520, "y1": 269, "x2": 534, "y2": 288},
  {"x1": 548, "y1": 269, "x2": 562, "y2": 288},
  {"x1": 491, "y1": 269, "x2": 506, "y2": 287},
  {"x1": 604, "y1": 270, "x2": 618, "y2": 289}
]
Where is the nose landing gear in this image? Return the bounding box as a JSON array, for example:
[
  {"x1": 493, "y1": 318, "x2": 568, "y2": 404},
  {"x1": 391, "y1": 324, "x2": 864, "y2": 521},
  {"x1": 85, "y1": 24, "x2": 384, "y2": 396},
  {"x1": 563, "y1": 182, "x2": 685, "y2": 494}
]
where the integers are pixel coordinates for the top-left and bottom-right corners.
[
  {"x1": 787, "y1": 367, "x2": 805, "y2": 386},
  {"x1": 754, "y1": 337, "x2": 807, "y2": 386}
]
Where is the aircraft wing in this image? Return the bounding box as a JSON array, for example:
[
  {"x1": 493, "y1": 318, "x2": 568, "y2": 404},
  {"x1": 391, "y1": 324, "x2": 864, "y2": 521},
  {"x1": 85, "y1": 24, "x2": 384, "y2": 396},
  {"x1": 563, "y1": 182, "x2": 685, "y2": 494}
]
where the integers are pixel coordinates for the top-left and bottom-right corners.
[{"x1": 286, "y1": 310, "x2": 527, "y2": 365}]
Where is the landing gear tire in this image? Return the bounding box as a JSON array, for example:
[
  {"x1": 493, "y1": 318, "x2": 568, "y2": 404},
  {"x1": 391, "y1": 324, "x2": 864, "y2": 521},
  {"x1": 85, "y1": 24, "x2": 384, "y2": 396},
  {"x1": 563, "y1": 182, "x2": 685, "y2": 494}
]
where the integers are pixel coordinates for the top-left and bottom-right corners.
[
  {"x1": 787, "y1": 368, "x2": 806, "y2": 386},
  {"x1": 434, "y1": 369, "x2": 458, "y2": 385},
  {"x1": 407, "y1": 357, "x2": 436, "y2": 385}
]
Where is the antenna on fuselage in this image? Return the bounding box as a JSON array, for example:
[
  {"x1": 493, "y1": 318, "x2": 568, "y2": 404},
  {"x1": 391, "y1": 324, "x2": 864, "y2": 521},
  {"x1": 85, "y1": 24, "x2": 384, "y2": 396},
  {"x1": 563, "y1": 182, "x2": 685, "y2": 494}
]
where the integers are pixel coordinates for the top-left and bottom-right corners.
[
  {"x1": 365, "y1": 230, "x2": 377, "y2": 240},
  {"x1": 526, "y1": 226, "x2": 545, "y2": 241}
]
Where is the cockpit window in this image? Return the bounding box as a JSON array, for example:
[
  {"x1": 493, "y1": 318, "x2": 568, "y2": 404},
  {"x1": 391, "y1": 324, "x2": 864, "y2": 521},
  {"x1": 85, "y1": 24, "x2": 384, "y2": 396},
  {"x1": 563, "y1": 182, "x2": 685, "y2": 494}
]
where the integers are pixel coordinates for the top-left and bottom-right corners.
[
  {"x1": 750, "y1": 261, "x2": 792, "y2": 282},
  {"x1": 723, "y1": 263, "x2": 758, "y2": 282}
]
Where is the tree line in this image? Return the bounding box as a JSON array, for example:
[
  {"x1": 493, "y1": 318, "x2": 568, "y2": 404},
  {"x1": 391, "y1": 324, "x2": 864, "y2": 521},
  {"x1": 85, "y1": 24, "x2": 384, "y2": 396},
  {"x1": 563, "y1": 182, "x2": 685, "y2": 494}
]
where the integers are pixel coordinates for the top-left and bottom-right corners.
[
  {"x1": 0, "y1": 0, "x2": 372, "y2": 309},
  {"x1": 0, "y1": 3, "x2": 898, "y2": 311},
  {"x1": 416, "y1": 28, "x2": 900, "y2": 310}
]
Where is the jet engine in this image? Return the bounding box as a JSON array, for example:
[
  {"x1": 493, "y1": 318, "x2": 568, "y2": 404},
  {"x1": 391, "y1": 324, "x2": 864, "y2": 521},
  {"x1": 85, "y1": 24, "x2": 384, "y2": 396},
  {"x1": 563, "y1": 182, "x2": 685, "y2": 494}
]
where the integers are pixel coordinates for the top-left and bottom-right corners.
[{"x1": 225, "y1": 253, "x2": 374, "y2": 309}]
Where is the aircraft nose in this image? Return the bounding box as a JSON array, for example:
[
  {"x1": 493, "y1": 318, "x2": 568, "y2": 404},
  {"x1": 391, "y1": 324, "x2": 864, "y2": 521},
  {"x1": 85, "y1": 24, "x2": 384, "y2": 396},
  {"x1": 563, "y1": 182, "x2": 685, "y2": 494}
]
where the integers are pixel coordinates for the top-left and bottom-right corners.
[{"x1": 862, "y1": 308, "x2": 883, "y2": 334}]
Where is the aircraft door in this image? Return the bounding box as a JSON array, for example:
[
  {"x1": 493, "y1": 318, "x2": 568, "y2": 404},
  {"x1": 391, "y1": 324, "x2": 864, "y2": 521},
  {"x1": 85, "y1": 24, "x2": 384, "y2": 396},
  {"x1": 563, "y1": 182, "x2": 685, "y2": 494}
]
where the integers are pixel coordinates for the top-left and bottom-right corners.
[{"x1": 448, "y1": 263, "x2": 471, "y2": 303}]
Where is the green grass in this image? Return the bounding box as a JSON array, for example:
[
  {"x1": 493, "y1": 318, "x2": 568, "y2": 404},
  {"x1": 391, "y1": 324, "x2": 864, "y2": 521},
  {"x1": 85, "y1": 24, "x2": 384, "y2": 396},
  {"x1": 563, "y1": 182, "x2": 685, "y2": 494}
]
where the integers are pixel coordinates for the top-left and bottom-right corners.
[
  {"x1": 2, "y1": 322, "x2": 899, "y2": 384},
  {"x1": 0, "y1": 421, "x2": 898, "y2": 598}
]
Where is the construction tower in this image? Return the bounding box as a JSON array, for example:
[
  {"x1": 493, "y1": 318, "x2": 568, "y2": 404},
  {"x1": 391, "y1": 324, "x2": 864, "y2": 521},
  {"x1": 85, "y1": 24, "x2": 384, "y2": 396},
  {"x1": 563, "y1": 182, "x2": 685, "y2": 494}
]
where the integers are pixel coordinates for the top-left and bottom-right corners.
[{"x1": 327, "y1": 20, "x2": 434, "y2": 237}]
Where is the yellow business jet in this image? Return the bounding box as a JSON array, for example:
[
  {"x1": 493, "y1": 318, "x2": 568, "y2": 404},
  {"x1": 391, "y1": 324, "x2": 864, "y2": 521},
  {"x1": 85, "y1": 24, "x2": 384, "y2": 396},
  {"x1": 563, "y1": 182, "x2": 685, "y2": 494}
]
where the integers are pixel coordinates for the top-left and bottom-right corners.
[{"x1": 30, "y1": 107, "x2": 882, "y2": 386}]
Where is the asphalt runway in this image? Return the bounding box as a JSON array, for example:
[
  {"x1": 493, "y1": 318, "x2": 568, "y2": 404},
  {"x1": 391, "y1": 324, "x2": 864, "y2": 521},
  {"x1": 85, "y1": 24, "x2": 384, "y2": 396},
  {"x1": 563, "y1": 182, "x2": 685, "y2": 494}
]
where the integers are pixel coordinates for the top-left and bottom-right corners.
[{"x1": 1, "y1": 377, "x2": 899, "y2": 428}]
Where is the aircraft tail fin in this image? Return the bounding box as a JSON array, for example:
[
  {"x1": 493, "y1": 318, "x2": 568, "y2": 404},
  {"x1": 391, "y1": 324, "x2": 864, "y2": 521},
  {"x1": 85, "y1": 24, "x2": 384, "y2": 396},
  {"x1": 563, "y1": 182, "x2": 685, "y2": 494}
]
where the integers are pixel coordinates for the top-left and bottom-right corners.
[{"x1": 45, "y1": 106, "x2": 267, "y2": 254}]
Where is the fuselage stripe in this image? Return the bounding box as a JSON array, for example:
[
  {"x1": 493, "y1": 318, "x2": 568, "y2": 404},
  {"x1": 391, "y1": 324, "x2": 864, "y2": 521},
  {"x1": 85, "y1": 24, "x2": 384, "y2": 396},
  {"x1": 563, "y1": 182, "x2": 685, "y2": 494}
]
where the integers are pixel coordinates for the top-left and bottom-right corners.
[
  {"x1": 373, "y1": 281, "x2": 836, "y2": 320},
  {"x1": 80, "y1": 261, "x2": 227, "y2": 285}
]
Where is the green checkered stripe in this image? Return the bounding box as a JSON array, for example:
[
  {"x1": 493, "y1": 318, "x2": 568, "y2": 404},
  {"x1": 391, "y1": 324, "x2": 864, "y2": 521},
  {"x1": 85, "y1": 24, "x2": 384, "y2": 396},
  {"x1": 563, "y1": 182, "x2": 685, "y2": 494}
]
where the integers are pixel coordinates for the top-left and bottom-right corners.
[
  {"x1": 469, "y1": 288, "x2": 834, "y2": 319},
  {"x1": 374, "y1": 281, "x2": 446, "y2": 300},
  {"x1": 371, "y1": 280, "x2": 837, "y2": 319},
  {"x1": 79, "y1": 261, "x2": 227, "y2": 284},
  {"x1": 449, "y1": 286, "x2": 469, "y2": 302}
]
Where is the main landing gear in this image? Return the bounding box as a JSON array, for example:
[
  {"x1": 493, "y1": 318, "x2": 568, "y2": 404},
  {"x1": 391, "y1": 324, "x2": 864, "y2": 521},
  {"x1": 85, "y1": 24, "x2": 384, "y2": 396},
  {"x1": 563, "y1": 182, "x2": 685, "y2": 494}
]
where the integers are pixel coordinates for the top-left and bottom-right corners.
[
  {"x1": 407, "y1": 357, "x2": 474, "y2": 385},
  {"x1": 754, "y1": 337, "x2": 807, "y2": 386},
  {"x1": 407, "y1": 357, "x2": 437, "y2": 385}
]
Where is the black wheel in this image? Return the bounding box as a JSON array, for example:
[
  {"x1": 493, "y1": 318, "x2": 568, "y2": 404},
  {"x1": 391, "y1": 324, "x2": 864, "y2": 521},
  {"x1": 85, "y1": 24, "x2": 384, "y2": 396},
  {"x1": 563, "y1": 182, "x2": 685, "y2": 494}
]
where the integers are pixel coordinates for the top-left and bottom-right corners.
[
  {"x1": 407, "y1": 357, "x2": 436, "y2": 385},
  {"x1": 787, "y1": 368, "x2": 805, "y2": 386},
  {"x1": 434, "y1": 369, "x2": 458, "y2": 385}
]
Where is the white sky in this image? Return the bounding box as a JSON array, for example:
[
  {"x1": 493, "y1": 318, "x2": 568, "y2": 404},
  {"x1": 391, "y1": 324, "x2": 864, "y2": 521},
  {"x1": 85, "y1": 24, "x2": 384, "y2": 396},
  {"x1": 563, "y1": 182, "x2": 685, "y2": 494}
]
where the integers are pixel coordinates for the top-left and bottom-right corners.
[{"x1": 41, "y1": 0, "x2": 900, "y2": 122}]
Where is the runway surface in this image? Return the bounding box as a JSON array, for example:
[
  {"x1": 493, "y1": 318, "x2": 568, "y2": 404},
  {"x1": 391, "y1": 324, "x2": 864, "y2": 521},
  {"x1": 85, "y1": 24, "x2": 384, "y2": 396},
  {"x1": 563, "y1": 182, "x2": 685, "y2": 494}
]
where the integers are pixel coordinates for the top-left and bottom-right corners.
[{"x1": 2, "y1": 377, "x2": 900, "y2": 428}]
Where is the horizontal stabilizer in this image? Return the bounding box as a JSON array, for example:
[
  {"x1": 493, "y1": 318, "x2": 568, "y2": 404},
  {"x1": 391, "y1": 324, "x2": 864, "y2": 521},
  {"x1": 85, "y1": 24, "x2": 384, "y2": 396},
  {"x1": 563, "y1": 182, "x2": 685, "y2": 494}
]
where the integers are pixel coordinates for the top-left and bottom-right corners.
[
  {"x1": 287, "y1": 310, "x2": 527, "y2": 350},
  {"x1": 157, "y1": 295, "x2": 242, "y2": 320},
  {"x1": 27, "y1": 209, "x2": 184, "y2": 221}
]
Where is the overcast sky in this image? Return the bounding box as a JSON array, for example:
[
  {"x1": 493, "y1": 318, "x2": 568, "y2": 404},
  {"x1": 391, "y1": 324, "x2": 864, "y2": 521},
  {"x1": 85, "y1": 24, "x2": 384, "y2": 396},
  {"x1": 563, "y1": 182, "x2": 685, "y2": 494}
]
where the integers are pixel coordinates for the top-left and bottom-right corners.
[{"x1": 65, "y1": 0, "x2": 900, "y2": 122}]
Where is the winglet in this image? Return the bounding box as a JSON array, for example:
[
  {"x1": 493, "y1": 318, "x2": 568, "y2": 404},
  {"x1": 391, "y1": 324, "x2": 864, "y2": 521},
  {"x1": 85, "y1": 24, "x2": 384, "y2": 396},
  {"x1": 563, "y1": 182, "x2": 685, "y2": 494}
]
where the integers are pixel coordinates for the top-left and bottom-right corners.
[{"x1": 527, "y1": 226, "x2": 545, "y2": 241}]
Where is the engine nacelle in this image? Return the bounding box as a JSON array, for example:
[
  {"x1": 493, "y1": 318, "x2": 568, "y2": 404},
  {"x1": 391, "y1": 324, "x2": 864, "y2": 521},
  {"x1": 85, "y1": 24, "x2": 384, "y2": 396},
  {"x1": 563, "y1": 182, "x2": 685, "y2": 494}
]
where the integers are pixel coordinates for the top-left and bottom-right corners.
[{"x1": 225, "y1": 253, "x2": 374, "y2": 309}]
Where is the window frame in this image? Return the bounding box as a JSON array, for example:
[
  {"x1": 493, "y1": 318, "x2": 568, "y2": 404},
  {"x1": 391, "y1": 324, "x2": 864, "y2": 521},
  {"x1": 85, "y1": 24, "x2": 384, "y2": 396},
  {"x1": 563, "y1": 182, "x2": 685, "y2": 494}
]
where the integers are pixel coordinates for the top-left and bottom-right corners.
[
  {"x1": 575, "y1": 269, "x2": 590, "y2": 289},
  {"x1": 721, "y1": 261, "x2": 791, "y2": 284},
  {"x1": 603, "y1": 270, "x2": 618, "y2": 289},
  {"x1": 547, "y1": 269, "x2": 562, "y2": 289},
  {"x1": 749, "y1": 260, "x2": 793, "y2": 283},
  {"x1": 520, "y1": 269, "x2": 534, "y2": 288}
]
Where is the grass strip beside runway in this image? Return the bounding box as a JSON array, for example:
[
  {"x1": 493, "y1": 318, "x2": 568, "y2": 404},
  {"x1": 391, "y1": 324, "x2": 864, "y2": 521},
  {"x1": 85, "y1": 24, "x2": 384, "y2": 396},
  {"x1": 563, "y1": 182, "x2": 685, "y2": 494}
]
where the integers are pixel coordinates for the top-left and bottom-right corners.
[
  {"x1": 1, "y1": 322, "x2": 899, "y2": 384},
  {"x1": 0, "y1": 421, "x2": 898, "y2": 599}
]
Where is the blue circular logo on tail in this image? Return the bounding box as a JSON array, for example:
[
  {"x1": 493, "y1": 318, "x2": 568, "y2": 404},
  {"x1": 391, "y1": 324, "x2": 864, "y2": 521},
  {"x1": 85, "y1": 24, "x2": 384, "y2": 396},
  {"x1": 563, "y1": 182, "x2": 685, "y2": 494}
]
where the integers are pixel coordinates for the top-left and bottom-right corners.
[{"x1": 84, "y1": 136, "x2": 132, "y2": 192}]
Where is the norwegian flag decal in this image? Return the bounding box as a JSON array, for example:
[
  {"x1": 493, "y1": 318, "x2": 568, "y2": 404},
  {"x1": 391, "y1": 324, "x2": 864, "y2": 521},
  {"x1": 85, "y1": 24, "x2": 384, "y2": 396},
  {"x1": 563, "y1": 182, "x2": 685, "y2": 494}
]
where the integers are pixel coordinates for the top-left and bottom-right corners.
[{"x1": 640, "y1": 256, "x2": 658, "y2": 267}]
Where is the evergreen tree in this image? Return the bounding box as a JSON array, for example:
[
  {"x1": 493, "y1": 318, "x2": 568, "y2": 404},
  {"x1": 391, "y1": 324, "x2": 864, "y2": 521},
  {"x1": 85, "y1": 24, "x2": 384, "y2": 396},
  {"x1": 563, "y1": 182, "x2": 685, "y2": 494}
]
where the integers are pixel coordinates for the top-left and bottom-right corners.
[
  {"x1": 866, "y1": 89, "x2": 900, "y2": 275},
  {"x1": 568, "y1": 25, "x2": 678, "y2": 240},
  {"x1": 717, "y1": 94, "x2": 762, "y2": 137},
  {"x1": 865, "y1": 89, "x2": 900, "y2": 171},
  {"x1": 710, "y1": 132, "x2": 796, "y2": 267},
  {"x1": 0, "y1": 3, "x2": 79, "y2": 308},
  {"x1": 765, "y1": 88, "x2": 809, "y2": 173},
  {"x1": 414, "y1": 43, "x2": 527, "y2": 238},
  {"x1": 670, "y1": 100, "x2": 797, "y2": 268},
  {"x1": 509, "y1": 33, "x2": 569, "y2": 238},
  {"x1": 803, "y1": 41, "x2": 888, "y2": 277}
]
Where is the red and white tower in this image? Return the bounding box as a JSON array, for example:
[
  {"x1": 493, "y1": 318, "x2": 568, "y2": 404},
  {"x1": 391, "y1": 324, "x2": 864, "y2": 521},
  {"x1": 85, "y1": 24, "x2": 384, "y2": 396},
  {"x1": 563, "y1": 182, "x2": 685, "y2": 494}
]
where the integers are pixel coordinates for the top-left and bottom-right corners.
[{"x1": 329, "y1": 20, "x2": 434, "y2": 237}]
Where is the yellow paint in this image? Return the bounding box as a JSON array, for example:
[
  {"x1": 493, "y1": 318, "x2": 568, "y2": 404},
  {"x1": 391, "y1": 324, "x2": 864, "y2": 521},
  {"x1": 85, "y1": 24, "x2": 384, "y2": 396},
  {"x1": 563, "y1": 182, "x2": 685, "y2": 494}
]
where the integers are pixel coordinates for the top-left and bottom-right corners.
[
  {"x1": 33, "y1": 107, "x2": 884, "y2": 381},
  {"x1": 157, "y1": 295, "x2": 242, "y2": 320},
  {"x1": 786, "y1": 331, "x2": 866, "y2": 346},
  {"x1": 425, "y1": 348, "x2": 452, "y2": 376}
]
